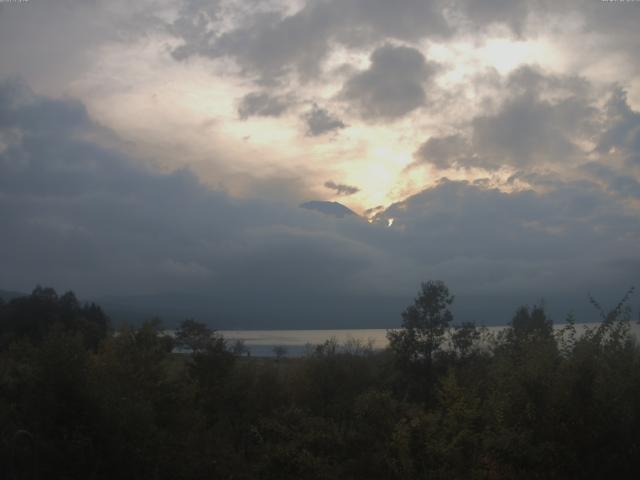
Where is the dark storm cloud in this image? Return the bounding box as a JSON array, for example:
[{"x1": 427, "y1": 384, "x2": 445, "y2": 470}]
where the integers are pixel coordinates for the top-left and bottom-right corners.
[
  {"x1": 169, "y1": 0, "x2": 449, "y2": 83},
  {"x1": 304, "y1": 105, "x2": 345, "y2": 136},
  {"x1": 374, "y1": 179, "x2": 640, "y2": 295},
  {"x1": 504, "y1": 66, "x2": 592, "y2": 100},
  {"x1": 4, "y1": 0, "x2": 640, "y2": 102},
  {"x1": 165, "y1": 0, "x2": 639, "y2": 86},
  {"x1": 471, "y1": 68, "x2": 597, "y2": 168},
  {"x1": 2, "y1": 79, "x2": 639, "y2": 326},
  {"x1": 413, "y1": 134, "x2": 476, "y2": 170},
  {"x1": 0, "y1": 78, "x2": 379, "y2": 303},
  {"x1": 364, "y1": 175, "x2": 640, "y2": 321},
  {"x1": 324, "y1": 180, "x2": 359, "y2": 196},
  {"x1": 0, "y1": 78, "x2": 90, "y2": 136},
  {"x1": 412, "y1": 66, "x2": 599, "y2": 171},
  {"x1": 169, "y1": 0, "x2": 221, "y2": 58},
  {"x1": 472, "y1": 96, "x2": 576, "y2": 168},
  {"x1": 214, "y1": 7, "x2": 335, "y2": 82},
  {"x1": 582, "y1": 163, "x2": 640, "y2": 200},
  {"x1": 597, "y1": 88, "x2": 640, "y2": 164},
  {"x1": 237, "y1": 91, "x2": 291, "y2": 119},
  {"x1": 340, "y1": 44, "x2": 437, "y2": 121}
]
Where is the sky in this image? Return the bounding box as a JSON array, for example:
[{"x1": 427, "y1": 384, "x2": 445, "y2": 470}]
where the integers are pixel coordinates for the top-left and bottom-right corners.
[{"x1": 1, "y1": 0, "x2": 639, "y2": 327}]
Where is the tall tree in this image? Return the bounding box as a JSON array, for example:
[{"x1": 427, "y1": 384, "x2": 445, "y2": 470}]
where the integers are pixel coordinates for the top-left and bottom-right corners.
[{"x1": 387, "y1": 280, "x2": 454, "y2": 397}]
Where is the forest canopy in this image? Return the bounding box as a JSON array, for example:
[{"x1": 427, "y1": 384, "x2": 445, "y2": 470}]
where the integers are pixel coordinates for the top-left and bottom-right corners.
[{"x1": 1, "y1": 283, "x2": 639, "y2": 479}]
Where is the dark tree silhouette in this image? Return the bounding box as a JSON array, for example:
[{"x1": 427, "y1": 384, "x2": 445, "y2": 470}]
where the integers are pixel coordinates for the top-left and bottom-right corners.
[
  {"x1": 387, "y1": 280, "x2": 454, "y2": 368},
  {"x1": 175, "y1": 318, "x2": 214, "y2": 353},
  {"x1": 452, "y1": 321, "x2": 481, "y2": 358},
  {"x1": 0, "y1": 286, "x2": 109, "y2": 350},
  {"x1": 1, "y1": 282, "x2": 639, "y2": 479}
]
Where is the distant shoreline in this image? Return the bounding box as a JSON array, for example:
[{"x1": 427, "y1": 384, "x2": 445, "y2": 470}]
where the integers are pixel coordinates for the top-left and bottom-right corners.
[{"x1": 205, "y1": 322, "x2": 640, "y2": 357}]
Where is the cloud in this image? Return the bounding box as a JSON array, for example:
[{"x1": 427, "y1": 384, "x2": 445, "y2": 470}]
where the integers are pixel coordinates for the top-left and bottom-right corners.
[
  {"x1": 340, "y1": 44, "x2": 437, "y2": 120},
  {"x1": 373, "y1": 179, "x2": 640, "y2": 298},
  {"x1": 410, "y1": 66, "x2": 600, "y2": 171},
  {"x1": 413, "y1": 134, "x2": 476, "y2": 170},
  {"x1": 471, "y1": 96, "x2": 574, "y2": 168},
  {"x1": 0, "y1": 0, "x2": 164, "y2": 92},
  {"x1": 304, "y1": 105, "x2": 345, "y2": 136},
  {"x1": 169, "y1": 0, "x2": 450, "y2": 83},
  {"x1": 336, "y1": 0, "x2": 451, "y2": 44},
  {"x1": 597, "y1": 87, "x2": 640, "y2": 166},
  {"x1": 471, "y1": 69, "x2": 597, "y2": 168},
  {"x1": 165, "y1": 0, "x2": 640, "y2": 91},
  {"x1": 177, "y1": 3, "x2": 340, "y2": 82},
  {"x1": 324, "y1": 180, "x2": 360, "y2": 196},
  {"x1": 364, "y1": 205, "x2": 385, "y2": 216},
  {"x1": 0, "y1": 78, "x2": 397, "y2": 326},
  {"x1": 2, "y1": 79, "x2": 640, "y2": 326},
  {"x1": 581, "y1": 163, "x2": 640, "y2": 200},
  {"x1": 169, "y1": 0, "x2": 222, "y2": 61},
  {"x1": 451, "y1": 0, "x2": 532, "y2": 34},
  {"x1": 237, "y1": 91, "x2": 292, "y2": 119},
  {"x1": 3, "y1": 0, "x2": 640, "y2": 329}
]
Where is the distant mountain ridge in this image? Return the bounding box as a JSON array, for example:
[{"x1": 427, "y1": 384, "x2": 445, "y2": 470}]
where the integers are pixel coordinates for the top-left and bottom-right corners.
[
  {"x1": 0, "y1": 289, "x2": 27, "y2": 301},
  {"x1": 1, "y1": 286, "x2": 611, "y2": 330},
  {"x1": 300, "y1": 200, "x2": 357, "y2": 218},
  {"x1": 95, "y1": 290, "x2": 407, "y2": 330}
]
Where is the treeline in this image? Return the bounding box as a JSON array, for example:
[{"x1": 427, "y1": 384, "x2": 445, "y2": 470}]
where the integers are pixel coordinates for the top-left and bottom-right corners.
[{"x1": 1, "y1": 282, "x2": 640, "y2": 479}]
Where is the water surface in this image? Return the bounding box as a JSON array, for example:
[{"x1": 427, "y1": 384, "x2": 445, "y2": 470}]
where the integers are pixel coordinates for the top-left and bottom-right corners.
[{"x1": 220, "y1": 322, "x2": 640, "y2": 357}]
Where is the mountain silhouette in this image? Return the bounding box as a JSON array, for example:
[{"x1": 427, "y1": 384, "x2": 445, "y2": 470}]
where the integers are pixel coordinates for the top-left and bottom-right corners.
[{"x1": 300, "y1": 200, "x2": 357, "y2": 218}]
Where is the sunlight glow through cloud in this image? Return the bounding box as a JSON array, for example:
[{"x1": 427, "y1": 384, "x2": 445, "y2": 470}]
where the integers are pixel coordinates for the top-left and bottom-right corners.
[{"x1": 1, "y1": 0, "x2": 639, "y2": 321}]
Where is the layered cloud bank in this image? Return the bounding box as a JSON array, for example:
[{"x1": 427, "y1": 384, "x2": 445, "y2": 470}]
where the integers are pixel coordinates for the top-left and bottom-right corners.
[
  {"x1": 1, "y1": 77, "x2": 638, "y2": 326},
  {"x1": 0, "y1": 1, "x2": 639, "y2": 326}
]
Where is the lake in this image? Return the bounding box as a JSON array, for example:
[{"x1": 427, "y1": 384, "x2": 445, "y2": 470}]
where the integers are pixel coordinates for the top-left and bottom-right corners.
[
  {"x1": 220, "y1": 322, "x2": 640, "y2": 357},
  {"x1": 220, "y1": 328, "x2": 389, "y2": 357}
]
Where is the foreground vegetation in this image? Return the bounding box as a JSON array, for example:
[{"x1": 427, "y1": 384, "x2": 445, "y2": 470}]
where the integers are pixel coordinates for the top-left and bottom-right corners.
[{"x1": 1, "y1": 282, "x2": 639, "y2": 479}]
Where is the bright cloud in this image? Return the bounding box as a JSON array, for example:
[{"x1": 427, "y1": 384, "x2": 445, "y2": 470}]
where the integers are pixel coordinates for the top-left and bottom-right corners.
[{"x1": 1, "y1": 0, "x2": 639, "y2": 326}]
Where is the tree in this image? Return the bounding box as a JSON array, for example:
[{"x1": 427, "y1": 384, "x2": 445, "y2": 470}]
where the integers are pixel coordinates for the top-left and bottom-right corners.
[
  {"x1": 232, "y1": 339, "x2": 249, "y2": 356},
  {"x1": 387, "y1": 281, "x2": 454, "y2": 374},
  {"x1": 451, "y1": 322, "x2": 481, "y2": 359},
  {"x1": 273, "y1": 345, "x2": 288, "y2": 360},
  {"x1": 175, "y1": 318, "x2": 214, "y2": 354},
  {"x1": 0, "y1": 287, "x2": 109, "y2": 350},
  {"x1": 508, "y1": 304, "x2": 553, "y2": 345}
]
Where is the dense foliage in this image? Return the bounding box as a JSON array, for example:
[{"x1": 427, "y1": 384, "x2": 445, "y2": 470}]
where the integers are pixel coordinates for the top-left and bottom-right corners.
[{"x1": 1, "y1": 283, "x2": 640, "y2": 479}]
